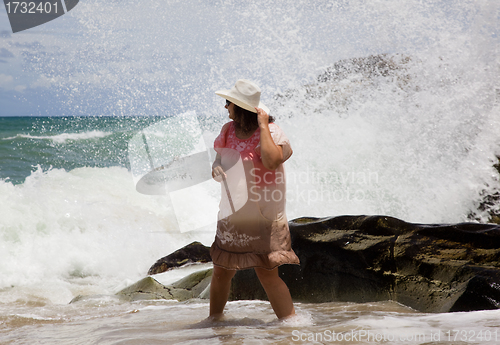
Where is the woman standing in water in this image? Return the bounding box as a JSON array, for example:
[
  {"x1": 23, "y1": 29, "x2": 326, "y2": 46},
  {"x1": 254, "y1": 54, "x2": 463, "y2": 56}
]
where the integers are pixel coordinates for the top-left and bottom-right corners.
[{"x1": 210, "y1": 79, "x2": 299, "y2": 320}]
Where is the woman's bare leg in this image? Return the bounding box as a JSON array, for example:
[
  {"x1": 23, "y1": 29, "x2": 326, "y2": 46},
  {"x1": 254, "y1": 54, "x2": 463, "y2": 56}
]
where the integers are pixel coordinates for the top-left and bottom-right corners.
[
  {"x1": 254, "y1": 267, "x2": 295, "y2": 319},
  {"x1": 209, "y1": 265, "x2": 236, "y2": 318}
]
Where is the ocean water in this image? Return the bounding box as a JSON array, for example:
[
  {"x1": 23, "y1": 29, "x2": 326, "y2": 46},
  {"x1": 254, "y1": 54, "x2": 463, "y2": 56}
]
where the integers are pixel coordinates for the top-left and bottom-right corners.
[{"x1": 1, "y1": 0, "x2": 500, "y2": 343}]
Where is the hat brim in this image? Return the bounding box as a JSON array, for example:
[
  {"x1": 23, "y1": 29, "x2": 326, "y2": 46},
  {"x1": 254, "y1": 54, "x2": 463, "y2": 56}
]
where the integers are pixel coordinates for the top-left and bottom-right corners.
[{"x1": 215, "y1": 90, "x2": 270, "y2": 115}]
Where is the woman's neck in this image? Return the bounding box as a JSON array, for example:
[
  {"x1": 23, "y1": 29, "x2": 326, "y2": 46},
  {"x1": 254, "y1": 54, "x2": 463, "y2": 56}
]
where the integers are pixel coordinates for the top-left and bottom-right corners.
[{"x1": 234, "y1": 122, "x2": 258, "y2": 139}]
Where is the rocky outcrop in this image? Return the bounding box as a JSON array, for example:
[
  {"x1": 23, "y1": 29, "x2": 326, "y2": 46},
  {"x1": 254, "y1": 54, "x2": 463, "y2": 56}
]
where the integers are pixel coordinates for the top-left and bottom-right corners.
[
  {"x1": 117, "y1": 268, "x2": 212, "y2": 302},
  {"x1": 469, "y1": 156, "x2": 500, "y2": 224},
  {"x1": 147, "y1": 241, "x2": 212, "y2": 275},
  {"x1": 140, "y1": 215, "x2": 500, "y2": 313},
  {"x1": 272, "y1": 54, "x2": 414, "y2": 115},
  {"x1": 231, "y1": 216, "x2": 500, "y2": 313}
]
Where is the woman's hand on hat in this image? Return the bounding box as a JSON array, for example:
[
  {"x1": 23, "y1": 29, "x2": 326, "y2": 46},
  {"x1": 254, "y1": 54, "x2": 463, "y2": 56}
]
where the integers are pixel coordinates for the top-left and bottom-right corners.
[{"x1": 255, "y1": 107, "x2": 269, "y2": 127}]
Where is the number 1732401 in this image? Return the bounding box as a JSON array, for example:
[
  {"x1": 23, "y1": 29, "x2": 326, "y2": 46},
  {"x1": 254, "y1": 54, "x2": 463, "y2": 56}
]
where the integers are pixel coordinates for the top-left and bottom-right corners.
[
  {"x1": 5, "y1": 2, "x2": 60, "y2": 14},
  {"x1": 445, "y1": 329, "x2": 498, "y2": 342}
]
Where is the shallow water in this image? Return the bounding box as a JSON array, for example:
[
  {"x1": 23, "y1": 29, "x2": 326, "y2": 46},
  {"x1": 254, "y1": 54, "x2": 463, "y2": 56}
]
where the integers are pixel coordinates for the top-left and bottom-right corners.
[
  {"x1": 1, "y1": 265, "x2": 500, "y2": 345},
  {"x1": 2, "y1": 294, "x2": 500, "y2": 344}
]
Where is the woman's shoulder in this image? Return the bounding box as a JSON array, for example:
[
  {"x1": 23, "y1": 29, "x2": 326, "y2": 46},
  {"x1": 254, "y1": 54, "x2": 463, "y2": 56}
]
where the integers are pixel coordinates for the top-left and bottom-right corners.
[
  {"x1": 220, "y1": 121, "x2": 233, "y2": 133},
  {"x1": 268, "y1": 122, "x2": 292, "y2": 159},
  {"x1": 214, "y1": 122, "x2": 234, "y2": 149},
  {"x1": 268, "y1": 122, "x2": 286, "y2": 137}
]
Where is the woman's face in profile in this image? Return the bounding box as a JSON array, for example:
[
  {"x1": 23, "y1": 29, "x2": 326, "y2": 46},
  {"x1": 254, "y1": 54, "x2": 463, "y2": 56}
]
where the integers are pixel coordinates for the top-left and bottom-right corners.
[{"x1": 225, "y1": 102, "x2": 235, "y2": 120}]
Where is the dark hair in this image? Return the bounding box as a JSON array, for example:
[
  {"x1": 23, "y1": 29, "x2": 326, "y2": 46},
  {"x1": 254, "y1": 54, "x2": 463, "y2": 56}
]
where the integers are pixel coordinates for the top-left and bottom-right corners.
[{"x1": 233, "y1": 104, "x2": 275, "y2": 133}]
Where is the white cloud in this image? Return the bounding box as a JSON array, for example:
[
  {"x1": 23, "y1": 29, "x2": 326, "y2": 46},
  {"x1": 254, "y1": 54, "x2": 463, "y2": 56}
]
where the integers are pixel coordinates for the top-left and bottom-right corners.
[
  {"x1": 0, "y1": 73, "x2": 13, "y2": 85},
  {"x1": 14, "y1": 84, "x2": 26, "y2": 92},
  {"x1": 0, "y1": 73, "x2": 27, "y2": 92}
]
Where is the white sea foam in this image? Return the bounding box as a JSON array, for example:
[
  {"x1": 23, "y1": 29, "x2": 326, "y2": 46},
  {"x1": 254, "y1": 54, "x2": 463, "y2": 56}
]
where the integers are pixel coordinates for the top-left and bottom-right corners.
[
  {"x1": 0, "y1": 166, "x2": 216, "y2": 304},
  {"x1": 5, "y1": 130, "x2": 112, "y2": 143}
]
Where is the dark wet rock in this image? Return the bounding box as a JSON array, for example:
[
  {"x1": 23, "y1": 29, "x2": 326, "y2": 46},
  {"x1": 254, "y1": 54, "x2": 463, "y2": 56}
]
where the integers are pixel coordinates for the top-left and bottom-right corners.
[
  {"x1": 469, "y1": 156, "x2": 500, "y2": 225},
  {"x1": 272, "y1": 54, "x2": 414, "y2": 116},
  {"x1": 139, "y1": 215, "x2": 500, "y2": 313},
  {"x1": 316, "y1": 54, "x2": 406, "y2": 82},
  {"x1": 147, "y1": 241, "x2": 211, "y2": 275},
  {"x1": 230, "y1": 215, "x2": 500, "y2": 313}
]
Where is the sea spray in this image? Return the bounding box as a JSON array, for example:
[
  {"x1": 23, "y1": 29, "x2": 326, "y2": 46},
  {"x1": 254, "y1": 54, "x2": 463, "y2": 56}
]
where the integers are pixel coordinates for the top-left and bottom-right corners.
[
  {"x1": 6, "y1": 0, "x2": 498, "y2": 220},
  {"x1": 272, "y1": 53, "x2": 500, "y2": 223}
]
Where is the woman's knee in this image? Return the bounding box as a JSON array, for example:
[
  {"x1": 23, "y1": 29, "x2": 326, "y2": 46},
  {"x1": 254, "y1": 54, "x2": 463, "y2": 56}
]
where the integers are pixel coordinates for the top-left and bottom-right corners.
[
  {"x1": 212, "y1": 266, "x2": 236, "y2": 282},
  {"x1": 254, "y1": 267, "x2": 281, "y2": 287}
]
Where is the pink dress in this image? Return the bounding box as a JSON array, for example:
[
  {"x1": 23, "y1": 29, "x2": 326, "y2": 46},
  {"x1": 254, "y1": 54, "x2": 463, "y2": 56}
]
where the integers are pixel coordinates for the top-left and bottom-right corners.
[{"x1": 210, "y1": 121, "x2": 300, "y2": 270}]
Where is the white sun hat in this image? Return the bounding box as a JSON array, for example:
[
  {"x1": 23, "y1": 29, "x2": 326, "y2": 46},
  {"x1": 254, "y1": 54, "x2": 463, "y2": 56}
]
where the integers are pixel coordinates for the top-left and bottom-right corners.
[{"x1": 215, "y1": 79, "x2": 270, "y2": 114}]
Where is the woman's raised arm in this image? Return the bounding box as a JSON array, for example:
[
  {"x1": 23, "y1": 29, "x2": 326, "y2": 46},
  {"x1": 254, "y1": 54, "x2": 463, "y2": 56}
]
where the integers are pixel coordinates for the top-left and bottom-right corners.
[{"x1": 256, "y1": 107, "x2": 284, "y2": 170}]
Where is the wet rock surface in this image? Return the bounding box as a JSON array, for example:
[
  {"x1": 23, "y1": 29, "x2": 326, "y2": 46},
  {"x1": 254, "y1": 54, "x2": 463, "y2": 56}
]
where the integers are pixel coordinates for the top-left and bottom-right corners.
[
  {"x1": 117, "y1": 269, "x2": 212, "y2": 302},
  {"x1": 147, "y1": 241, "x2": 212, "y2": 275},
  {"x1": 274, "y1": 216, "x2": 500, "y2": 313},
  {"x1": 142, "y1": 216, "x2": 500, "y2": 313}
]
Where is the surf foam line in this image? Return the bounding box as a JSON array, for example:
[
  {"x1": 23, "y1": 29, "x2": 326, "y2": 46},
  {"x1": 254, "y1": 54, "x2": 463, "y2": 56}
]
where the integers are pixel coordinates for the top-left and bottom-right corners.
[{"x1": 3, "y1": 131, "x2": 112, "y2": 143}]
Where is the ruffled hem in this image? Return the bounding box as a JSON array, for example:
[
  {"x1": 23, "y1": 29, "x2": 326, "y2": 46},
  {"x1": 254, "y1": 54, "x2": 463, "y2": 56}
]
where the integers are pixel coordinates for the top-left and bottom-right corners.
[{"x1": 210, "y1": 242, "x2": 300, "y2": 270}]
